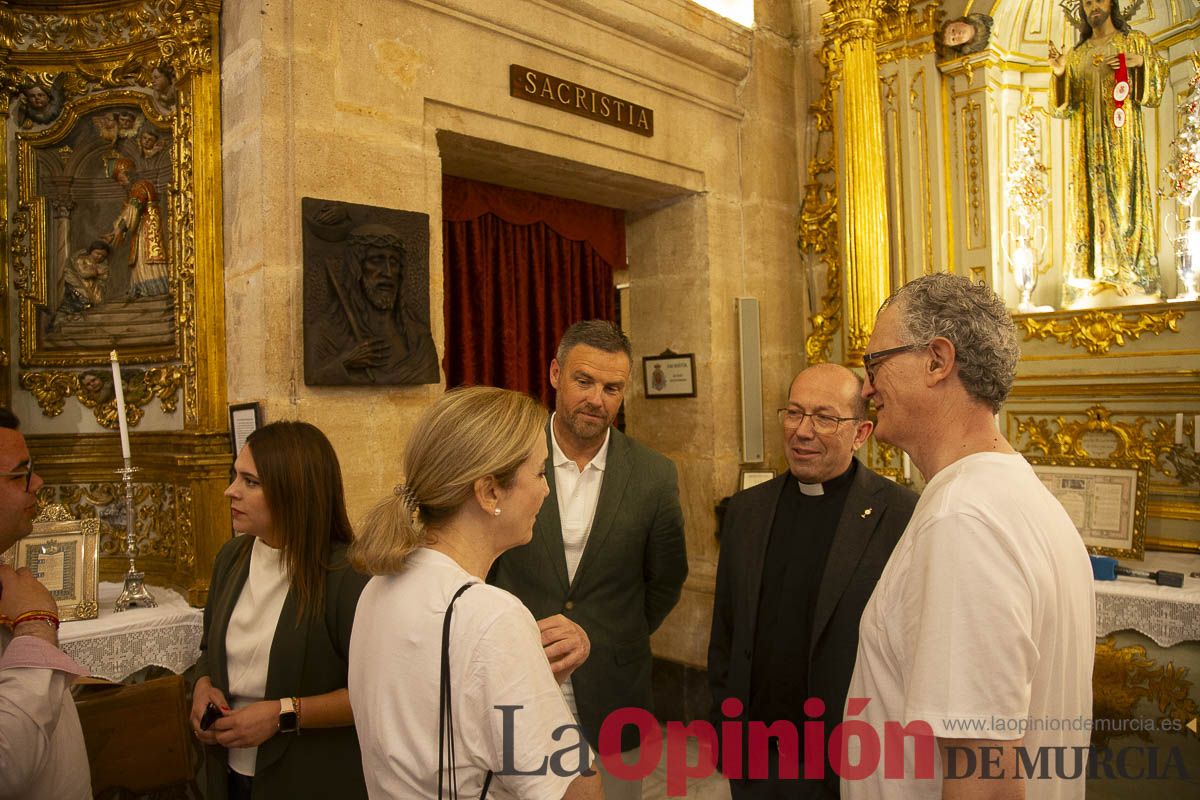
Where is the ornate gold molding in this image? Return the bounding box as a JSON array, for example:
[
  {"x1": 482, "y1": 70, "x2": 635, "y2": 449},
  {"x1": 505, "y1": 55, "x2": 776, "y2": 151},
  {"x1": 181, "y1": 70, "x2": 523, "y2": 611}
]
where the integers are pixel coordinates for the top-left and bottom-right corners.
[
  {"x1": 909, "y1": 69, "x2": 933, "y2": 276},
  {"x1": 33, "y1": 502, "x2": 75, "y2": 523},
  {"x1": 878, "y1": 40, "x2": 937, "y2": 67},
  {"x1": 1016, "y1": 405, "x2": 1197, "y2": 486},
  {"x1": 1164, "y1": 444, "x2": 1200, "y2": 488},
  {"x1": 8, "y1": 204, "x2": 32, "y2": 294},
  {"x1": 962, "y1": 97, "x2": 985, "y2": 249},
  {"x1": 175, "y1": 485, "x2": 196, "y2": 572},
  {"x1": 1143, "y1": 536, "x2": 1200, "y2": 553},
  {"x1": 800, "y1": 44, "x2": 841, "y2": 364},
  {"x1": 174, "y1": 87, "x2": 202, "y2": 425},
  {"x1": 37, "y1": 479, "x2": 192, "y2": 570},
  {"x1": 0, "y1": 0, "x2": 214, "y2": 75},
  {"x1": 1093, "y1": 636, "x2": 1198, "y2": 750},
  {"x1": 19, "y1": 365, "x2": 184, "y2": 428},
  {"x1": 876, "y1": 0, "x2": 941, "y2": 47},
  {"x1": 1018, "y1": 309, "x2": 1185, "y2": 355},
  {"x1": 868, "y1": 438, "x2": 910, "y2": 484}
]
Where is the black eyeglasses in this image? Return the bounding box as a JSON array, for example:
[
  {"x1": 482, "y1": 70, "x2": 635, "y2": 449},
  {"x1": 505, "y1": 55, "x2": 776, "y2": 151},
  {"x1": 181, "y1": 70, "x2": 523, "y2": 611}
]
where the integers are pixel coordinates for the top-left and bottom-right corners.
[
  {"x1": 0, "y1": 459, "x2": 34, "y2": 492},
  {"x1": 862, "y1": 342, "x2": 929, "y2": 384},
  {"x1": 777, "y1": 408, "x2": 860, "y2": 435}
]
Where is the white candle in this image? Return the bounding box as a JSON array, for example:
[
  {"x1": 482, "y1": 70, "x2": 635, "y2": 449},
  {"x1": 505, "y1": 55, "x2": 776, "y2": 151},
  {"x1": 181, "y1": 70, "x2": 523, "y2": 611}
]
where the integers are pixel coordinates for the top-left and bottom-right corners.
[
  {"x1": 110, "y1": 350, "x2": 131, "y2": 460},
  {"x1": 1176, "y1": 413, "x2": 1185, "y2": 446},
  {"x1": 902, "y1": 452, "x2": 911, "y2": 481}
]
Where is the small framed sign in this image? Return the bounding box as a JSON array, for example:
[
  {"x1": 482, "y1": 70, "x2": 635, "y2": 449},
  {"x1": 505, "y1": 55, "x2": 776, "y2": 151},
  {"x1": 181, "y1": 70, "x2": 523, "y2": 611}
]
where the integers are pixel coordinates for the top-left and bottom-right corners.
[
  {"x1": 1025, "y1": 455, "x2": 1148, "y2": 559},
  {"x1": 229, "y1": 402, "x2": 262, "y2": 457},
  {"x1": 2, "y1": 505, "x2": 100, "y2": 622},
  {"x1": 643, "y1": 351, "x2": 696, "y2": 399},
  {"x1": 739, "y1": 469, "x2": 776, "y2": 491}
]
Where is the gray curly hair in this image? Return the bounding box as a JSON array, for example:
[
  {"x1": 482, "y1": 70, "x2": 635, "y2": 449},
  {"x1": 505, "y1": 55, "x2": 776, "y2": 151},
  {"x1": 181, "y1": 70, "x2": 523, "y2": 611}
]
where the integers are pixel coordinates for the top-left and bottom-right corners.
[{"x1": 881, "y1": 273, "x2": 1020, "y2": 412}]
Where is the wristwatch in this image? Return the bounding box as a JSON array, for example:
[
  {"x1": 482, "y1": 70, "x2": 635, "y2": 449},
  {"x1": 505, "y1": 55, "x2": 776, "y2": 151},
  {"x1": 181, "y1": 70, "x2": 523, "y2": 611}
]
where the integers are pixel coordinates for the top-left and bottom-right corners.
[{"x1": 278, "y1": 697, "x2": 299, "y2": 733}]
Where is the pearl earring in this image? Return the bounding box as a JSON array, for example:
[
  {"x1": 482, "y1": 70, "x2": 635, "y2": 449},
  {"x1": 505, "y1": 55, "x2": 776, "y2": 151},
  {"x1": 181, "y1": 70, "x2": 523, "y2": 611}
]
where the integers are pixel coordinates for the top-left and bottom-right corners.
[{"x1": 494, "y1": 507, "x2": 502, "y2": 516}]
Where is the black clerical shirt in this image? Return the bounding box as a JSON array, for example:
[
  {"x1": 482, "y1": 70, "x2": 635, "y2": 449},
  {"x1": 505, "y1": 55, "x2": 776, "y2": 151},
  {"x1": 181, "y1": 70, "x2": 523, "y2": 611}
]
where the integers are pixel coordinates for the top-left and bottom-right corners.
[{"x1": 747, "y1": 460, "x2": 857, "y2": 729}]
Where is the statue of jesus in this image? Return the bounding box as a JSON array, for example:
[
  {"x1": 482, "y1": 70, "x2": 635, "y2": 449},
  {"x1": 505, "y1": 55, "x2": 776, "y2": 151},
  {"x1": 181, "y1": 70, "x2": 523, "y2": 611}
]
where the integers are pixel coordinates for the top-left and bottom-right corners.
[{"x1": 1048, "y1": 0, "x2": 1167, "y2": 306}]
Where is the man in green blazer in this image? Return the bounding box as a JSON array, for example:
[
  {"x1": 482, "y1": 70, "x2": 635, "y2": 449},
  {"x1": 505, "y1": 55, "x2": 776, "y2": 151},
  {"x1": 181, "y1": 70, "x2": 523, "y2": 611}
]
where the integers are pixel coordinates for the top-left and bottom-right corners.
[{"x1": 491, "y1": 320, "x2": 688, "y2": 800}]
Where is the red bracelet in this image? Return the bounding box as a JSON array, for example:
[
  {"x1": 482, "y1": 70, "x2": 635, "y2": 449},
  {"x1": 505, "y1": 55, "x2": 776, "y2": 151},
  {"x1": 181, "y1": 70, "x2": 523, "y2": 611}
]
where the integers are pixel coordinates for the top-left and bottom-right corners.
[{"x1": 13, "y1": 610, "x2": 60, "y2": 630}]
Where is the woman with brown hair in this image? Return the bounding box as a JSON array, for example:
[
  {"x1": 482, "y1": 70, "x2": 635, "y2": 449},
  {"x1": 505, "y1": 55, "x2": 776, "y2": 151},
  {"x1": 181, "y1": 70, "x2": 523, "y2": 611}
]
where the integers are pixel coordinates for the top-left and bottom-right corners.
[
  {"x1": 348, "y1": 386, "x2": 600, "y2": 799},
  {"x1": 191, "y1": 421, "x2": 369, "y2": 799}
]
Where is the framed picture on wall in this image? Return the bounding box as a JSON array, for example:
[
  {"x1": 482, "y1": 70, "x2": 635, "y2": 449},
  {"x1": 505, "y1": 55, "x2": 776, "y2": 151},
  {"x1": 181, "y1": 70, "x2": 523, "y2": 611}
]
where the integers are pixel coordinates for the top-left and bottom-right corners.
[
  {"x1": 643, "y1": 351, "x2": 696, "y2": 398},
  {"x1": 17, "y1": 92, "x2": 182, "y2": 368},
  {"x1": 739, "y1": 468, "x2": 776, "y2": 491},
  {"x1": 228, "y1": 402, "x2": 262, "y2": 457},
  {"x1": 1025, "y1": 455, "x2": 1148, "y2": 559}
]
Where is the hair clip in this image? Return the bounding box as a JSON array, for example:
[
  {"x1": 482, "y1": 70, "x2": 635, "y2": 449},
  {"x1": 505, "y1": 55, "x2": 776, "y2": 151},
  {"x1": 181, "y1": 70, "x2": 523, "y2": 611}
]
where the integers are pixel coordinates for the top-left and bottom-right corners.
[{"x1": 395, "y1": 483, "x2": 420, "y2": 514}]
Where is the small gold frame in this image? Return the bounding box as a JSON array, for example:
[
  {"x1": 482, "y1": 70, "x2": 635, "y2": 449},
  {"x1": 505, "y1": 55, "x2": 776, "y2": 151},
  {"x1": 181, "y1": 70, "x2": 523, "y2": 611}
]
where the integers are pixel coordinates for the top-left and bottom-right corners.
[
  {"x1": 1025, "y1": 454, "x2": 1149, "y2": 560},
  {"x1": 2, "y1": 504, "x2": 100, "y2": 621}
]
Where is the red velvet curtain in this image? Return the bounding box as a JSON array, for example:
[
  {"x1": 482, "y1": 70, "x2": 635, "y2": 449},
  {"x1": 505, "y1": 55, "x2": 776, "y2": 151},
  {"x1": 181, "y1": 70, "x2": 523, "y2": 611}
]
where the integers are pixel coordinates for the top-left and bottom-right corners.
[{"x1": 442, "y1": 176, "x2": 622, "y2": 407}]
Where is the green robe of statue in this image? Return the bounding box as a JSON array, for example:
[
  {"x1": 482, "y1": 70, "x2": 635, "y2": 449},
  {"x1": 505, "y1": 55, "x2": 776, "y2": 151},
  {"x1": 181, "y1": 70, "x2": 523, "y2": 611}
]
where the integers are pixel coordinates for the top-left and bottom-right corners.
[{"x1": 1049, "y1": 29, "x2": 1167, "y2": 305}]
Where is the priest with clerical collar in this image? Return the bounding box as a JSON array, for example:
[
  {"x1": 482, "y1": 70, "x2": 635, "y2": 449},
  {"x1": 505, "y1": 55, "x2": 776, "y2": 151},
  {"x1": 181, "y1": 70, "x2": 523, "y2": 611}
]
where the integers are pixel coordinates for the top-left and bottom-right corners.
[{"x1": 708, "y1": 364, "x2": 918, "y2": 799}]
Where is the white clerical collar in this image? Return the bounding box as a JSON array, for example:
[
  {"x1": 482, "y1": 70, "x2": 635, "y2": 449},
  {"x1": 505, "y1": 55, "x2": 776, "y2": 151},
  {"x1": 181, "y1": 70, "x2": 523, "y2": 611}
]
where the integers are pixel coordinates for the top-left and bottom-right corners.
[{"x1": 795, "y1": 460, "x2": 858, "y2": 496}]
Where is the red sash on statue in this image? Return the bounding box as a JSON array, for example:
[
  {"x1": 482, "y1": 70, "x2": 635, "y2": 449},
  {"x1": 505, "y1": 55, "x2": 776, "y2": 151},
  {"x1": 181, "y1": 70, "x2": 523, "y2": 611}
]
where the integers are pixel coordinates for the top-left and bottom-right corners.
[{"x1": 1112, "y1": 52, "x2": 1130, "y2": 128}]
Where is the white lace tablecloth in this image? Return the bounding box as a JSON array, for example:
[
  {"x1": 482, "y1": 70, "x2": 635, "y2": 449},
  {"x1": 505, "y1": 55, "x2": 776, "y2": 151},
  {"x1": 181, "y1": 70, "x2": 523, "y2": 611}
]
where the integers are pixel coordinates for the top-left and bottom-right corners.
[
  {"x1": 1094, "y1": 551, "x2": 1200, "y2": 647},
  {"x1": 59, "y1": 581, "x2": 203, "y2": 681}
]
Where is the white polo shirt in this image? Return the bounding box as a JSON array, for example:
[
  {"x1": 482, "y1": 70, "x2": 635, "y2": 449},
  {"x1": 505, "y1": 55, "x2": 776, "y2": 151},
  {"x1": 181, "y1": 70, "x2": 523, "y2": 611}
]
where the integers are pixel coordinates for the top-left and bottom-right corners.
[
  {"x1": 549, "y1": 415, "x2": 610, "y2": 719},
  {"x1": 550, "y1": 414, "x2": 610, "y2": 585}
]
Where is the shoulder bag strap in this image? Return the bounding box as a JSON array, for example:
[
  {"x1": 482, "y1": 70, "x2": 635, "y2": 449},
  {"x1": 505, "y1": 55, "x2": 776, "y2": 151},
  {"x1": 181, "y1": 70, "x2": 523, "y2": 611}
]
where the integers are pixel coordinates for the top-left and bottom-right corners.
[{"x1": 438, "y1": 582, "x2": 496, "y2": 800}]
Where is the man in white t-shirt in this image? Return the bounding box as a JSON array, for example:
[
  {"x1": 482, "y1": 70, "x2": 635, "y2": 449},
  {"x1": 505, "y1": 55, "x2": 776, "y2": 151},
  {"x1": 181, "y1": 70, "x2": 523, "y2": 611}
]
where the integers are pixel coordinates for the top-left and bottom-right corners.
[{"x1": 843, "y1": 274, "x2": 1094, "y2": 799}]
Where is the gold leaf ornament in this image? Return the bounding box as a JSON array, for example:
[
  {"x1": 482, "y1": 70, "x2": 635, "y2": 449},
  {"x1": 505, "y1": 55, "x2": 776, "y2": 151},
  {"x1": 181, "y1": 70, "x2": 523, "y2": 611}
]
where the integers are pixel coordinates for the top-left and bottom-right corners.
[
  {"x1": 1020, "y1": 309, "x2": 1184, "y2": 355},
  {"x1": 19, "y1": 366, "x2": 184, "y2": 429}
]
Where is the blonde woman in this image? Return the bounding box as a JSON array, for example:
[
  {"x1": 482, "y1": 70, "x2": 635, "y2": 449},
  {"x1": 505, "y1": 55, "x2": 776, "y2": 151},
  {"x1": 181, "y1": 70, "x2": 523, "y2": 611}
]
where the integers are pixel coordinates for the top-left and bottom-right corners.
[{"x1": 348, "y1": 387, "x2": 601, "y2": 799}]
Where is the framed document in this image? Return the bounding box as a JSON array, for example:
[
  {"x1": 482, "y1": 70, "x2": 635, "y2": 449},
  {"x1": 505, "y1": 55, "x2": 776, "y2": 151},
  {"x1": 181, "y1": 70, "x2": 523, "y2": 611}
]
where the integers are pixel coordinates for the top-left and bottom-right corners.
[
  {"x1": 2, "y1": 504, "x2": 100, "y2": 621},
  {"x1": 1025, "y1": 455, "x2": 1148, "y2": 559},
  {"x1": 229, "y1": 402, "x2": 262, "y2": 456},
  {"x1": 739, "y1": 468, "x2": 776, "y2": 491},
  {"x1": 643, "y1": 351, "x2": 696, "y2": 398}
]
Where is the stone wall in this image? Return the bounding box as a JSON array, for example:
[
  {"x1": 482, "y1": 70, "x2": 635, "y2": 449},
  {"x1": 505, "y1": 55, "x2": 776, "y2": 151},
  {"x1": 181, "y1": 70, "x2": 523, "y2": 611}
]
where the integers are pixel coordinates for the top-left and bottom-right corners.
[{"x1": 221, "y1": 0, "x2": 808, "y2": 668}]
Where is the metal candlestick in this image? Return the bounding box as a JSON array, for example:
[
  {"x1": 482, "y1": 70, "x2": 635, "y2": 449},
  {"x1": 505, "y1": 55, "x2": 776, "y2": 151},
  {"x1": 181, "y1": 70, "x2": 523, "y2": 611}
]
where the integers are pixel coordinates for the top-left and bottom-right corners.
[{"x1": 113, "y1": 458, "x2": 156, "y2": 611}]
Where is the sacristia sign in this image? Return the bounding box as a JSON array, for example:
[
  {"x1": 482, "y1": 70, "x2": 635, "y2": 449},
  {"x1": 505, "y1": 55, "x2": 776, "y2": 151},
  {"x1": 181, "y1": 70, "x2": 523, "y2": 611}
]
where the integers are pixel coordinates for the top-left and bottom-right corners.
[{"x1": 509, "y1": 65, "x2": 654, "y2": 137}]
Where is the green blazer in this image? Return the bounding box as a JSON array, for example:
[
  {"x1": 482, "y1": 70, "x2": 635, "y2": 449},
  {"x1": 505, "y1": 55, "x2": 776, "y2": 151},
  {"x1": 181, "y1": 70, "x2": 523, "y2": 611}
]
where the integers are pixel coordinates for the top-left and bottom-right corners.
[
  {"x1": 491, "y1": 424, "x2": 688, "y2": 753},
  {"x1": 193, "y1": 535, "x2": 369, "y2": 800}
]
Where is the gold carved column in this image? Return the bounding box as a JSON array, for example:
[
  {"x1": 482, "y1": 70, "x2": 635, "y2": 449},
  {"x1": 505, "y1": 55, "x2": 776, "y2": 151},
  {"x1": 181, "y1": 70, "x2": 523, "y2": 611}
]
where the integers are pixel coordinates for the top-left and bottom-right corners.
[{"x1": 825, "y1": 0, "x2": 892, "y2": 362}]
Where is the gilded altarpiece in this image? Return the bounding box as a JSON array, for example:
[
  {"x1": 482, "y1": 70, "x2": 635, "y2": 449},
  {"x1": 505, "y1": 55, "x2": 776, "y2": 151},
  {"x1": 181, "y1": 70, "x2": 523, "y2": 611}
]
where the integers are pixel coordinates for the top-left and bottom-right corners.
[
  {"x1": 1, "y1": 0, "x2": 228, "y2": 603},
  {"x1": 804, "y1": 1, "x2": 1200, "y2": 536}
]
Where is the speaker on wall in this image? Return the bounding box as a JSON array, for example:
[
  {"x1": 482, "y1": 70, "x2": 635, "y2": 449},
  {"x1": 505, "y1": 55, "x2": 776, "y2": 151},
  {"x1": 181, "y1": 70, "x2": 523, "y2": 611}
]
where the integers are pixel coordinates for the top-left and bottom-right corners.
[{"x1": 736, "y1": 297, "x2": 763, "y2": 464}]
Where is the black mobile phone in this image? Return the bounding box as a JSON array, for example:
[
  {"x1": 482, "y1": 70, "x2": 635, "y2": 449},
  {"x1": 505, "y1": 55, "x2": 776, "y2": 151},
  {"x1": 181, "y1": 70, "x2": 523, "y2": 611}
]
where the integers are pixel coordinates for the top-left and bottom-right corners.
[{"x1": 199, "y1": 702, "x2": 222, "y2": 731}]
